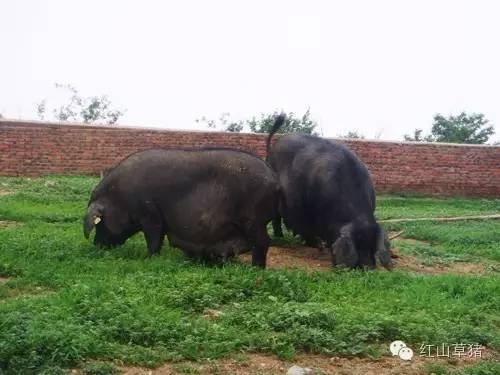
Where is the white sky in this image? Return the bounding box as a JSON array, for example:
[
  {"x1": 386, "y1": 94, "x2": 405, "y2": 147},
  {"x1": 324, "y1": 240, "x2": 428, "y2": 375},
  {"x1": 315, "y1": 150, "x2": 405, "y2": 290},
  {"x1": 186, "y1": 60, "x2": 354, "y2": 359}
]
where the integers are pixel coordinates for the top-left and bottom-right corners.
[{"x1": 1, "y1": 0, "x2": 499, "y2": 141}]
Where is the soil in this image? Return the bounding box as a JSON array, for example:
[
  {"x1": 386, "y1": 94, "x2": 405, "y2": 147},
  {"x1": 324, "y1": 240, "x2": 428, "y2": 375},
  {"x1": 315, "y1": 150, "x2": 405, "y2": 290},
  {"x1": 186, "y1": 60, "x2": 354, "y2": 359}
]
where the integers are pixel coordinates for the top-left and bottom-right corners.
[
  {"x1": 0, "y1": 188, "x2": 12, "y2": 196},
  {"x1": 239, "y1": 245, "x2": 331, "y2": 271},
  {"x1": 0, "y1": 220, "x2": 20, "y2": 229},
  {"x1": 0, "y1": 277, "x2": 11, "y2": 283},
  {"x1": 238, "y1": 245, "x2": 488, "y2": 276},
  {"x1": 391, "y1": 250, "x2": 487, "y2": 275},
  {"x1": 119, "y1": 351, "x2": 496, "y2": 374}
]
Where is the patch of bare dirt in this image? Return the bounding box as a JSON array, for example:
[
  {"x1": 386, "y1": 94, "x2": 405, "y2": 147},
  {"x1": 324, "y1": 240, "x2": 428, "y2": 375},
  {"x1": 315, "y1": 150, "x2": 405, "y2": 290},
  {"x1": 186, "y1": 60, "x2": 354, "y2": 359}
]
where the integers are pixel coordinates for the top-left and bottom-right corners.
[
  {"x1": 0, "y1": 188, "x2": 12, "y2": 196},
  {"x1": 0, "y1": 220, "x2": 20, "y2": 229},
  {"x1": 392, "y1": 236, "x2": 491, "y2": 275},
  {"x1": 391, "y1": 248, "x2": 488, "y2": 275},
  {"x1": 237, "y1": 241, "x2": 488, "y2": 276},
  {"x1": 239, "y1": 245, "x2": 331, "y2": 271},
  {"x1": 119, "y1": 351, "x2": 496, "y2": 375},
  {"x1": 0, "y1": 284, "x2": 55, "y2": 303}
]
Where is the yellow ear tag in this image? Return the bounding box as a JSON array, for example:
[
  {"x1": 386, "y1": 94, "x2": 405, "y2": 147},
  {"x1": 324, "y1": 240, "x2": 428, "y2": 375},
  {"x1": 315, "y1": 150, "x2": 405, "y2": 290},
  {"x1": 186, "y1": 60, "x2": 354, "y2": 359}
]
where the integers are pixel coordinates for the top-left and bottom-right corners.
[{"x1": 94, "y1": 216, "x2": 102, "y2": 225}]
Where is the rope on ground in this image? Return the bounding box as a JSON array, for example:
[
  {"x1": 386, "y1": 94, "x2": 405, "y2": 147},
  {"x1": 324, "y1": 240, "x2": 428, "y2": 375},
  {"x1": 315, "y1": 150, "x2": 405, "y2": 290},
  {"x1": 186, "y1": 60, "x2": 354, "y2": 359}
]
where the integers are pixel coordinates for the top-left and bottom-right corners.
[
  {"x1": 388, "y1": 230, "x2": 404, "y2": 240},
  {"x1": 379, "y1": 214, "x2": 500, "y2": 224}
]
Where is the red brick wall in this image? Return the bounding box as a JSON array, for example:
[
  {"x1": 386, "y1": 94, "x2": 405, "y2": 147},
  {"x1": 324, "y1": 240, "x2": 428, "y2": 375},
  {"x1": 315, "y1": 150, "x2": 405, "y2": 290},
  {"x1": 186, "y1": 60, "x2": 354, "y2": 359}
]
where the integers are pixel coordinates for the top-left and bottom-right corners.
[{"x1": 1, "y1": 120, "x2": 499, "y2": 197}]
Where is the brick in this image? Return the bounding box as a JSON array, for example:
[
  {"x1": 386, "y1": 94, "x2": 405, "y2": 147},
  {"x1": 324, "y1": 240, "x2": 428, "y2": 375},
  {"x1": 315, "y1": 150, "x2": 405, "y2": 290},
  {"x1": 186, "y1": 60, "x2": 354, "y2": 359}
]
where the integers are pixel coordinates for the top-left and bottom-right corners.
[{"x1": 0, "y1": 120, "x2": 499, "y2": 197}]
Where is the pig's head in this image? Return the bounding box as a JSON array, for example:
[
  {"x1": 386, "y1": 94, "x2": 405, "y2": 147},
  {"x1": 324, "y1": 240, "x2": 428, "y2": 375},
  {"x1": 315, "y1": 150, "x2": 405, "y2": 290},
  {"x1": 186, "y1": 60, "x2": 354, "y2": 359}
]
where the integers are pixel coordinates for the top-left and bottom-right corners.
[
  {"x1": 331, "y1": 219, "x2": 392, "y2": 270},
  {"x1": 83, "y1": 199, "x2": 138, "y2": 247}
]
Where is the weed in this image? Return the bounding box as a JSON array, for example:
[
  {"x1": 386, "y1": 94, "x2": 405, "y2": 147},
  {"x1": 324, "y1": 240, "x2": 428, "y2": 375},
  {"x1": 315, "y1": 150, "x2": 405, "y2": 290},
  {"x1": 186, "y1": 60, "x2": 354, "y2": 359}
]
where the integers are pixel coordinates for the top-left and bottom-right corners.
[{"x1": 82, "y1": 361, "x2": 119, "y2": 375}]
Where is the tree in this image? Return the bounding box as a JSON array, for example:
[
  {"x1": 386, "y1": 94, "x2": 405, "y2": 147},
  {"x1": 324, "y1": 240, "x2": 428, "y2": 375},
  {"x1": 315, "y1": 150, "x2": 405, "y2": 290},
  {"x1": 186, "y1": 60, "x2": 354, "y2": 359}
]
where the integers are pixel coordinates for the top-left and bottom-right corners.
[
  {"x1": 248, "y1": 109, "x2": 317, "y2": 135},
  {"x1": 337, "y1": 131, "x2": 365, "y2": 139},
  {"x1": 195, "y1": 112, "x2": 244, "y2": 132},
  {"x1": 197, "y1": 109, "x2": 318, "y2": 135},
  {"x1": 37, "y1": 83, "x2": 124, "y2": 125},
  {"x1": 430, "y1": 112, "x2": 494, "y2": 144},
  {"x1": 404, "y1": 128, "x2": 433, "y2": 142},
  {"x1": 36, "y1": 100, "x2": 46, "y2": 121},
  {"x1": 404, "y1": 112, "x2": 495, "y2": 144}
]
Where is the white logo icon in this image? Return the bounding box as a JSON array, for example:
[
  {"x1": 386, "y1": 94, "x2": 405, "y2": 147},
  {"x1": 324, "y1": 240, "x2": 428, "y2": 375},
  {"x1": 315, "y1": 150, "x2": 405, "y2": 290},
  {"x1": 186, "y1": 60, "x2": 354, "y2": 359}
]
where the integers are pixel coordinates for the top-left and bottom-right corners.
[
  {"x1": 390, "y1": 340, "x2": 407, "y2": 356},
  {"x1": 399, "y1": 347, "x2": 414, "y2": 361},
  {"x1": 390, "y1": 340, "x2": 414, "y2": 361}
]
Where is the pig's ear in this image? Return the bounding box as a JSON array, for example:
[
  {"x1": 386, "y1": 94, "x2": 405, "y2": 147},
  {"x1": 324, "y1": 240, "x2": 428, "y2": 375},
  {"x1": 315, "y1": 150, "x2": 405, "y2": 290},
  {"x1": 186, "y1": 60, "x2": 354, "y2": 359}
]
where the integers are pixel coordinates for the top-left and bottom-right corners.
[
  {"x1": 83, "y1": 202, "x2": 104, "y2": 239},
  {"x1": 102, "y1": 202, "x2": 129, "y2": 234}
]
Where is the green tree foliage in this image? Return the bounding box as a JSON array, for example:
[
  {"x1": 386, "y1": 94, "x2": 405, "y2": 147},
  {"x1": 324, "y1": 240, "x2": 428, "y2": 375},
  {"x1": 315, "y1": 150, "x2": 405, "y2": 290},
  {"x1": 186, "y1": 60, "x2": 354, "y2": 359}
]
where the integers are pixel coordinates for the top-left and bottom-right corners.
[
  {"x1": 196, "y1": 112, "x2": 244, "y2": 133},
  {"x1": 430, "y1": 112, "x2": 494, "y2": 144},
  {"x1": 37, "y1": 83, "x2": 124, "y2": 125},
  {"x1": 404, "y1": 128, "x2": 433, "y2": 142},
  {"x1": 337, "y1": 131, "x2": 365, "y2": 139},
  {"x1": 197, "y1": 109, "x2": 318, "y2": 135},
  {"x1": 36, "y1": 100, "x2": 47, "y2": 120},
  {"x1": 248, "y1": 109, "x2": 317, "y2": 135},
  {"x1": 404, "y1": 112, "x2": 495, "y2": 144}
]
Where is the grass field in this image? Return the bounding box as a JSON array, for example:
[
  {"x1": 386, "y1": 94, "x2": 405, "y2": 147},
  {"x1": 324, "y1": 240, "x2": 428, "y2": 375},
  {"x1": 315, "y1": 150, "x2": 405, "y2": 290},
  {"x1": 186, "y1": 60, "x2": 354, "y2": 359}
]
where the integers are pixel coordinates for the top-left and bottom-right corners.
[{"x1": 0, "y1": 176, "x2": 499, "y2": 374}]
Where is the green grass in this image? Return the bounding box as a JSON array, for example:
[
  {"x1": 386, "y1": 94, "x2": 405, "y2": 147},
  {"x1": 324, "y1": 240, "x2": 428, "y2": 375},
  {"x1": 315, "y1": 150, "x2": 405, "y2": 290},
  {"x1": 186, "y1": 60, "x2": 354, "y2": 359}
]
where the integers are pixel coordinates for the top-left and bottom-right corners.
[
  {"x1": 376, "y1": 195, "x2": 500, "y2": 220},
  {"x1": 0, "y1": 176, "x2": 499, "y2": 374},
  {"x1": 385, "y1": 220, "x2": 500, "y2": 262}
]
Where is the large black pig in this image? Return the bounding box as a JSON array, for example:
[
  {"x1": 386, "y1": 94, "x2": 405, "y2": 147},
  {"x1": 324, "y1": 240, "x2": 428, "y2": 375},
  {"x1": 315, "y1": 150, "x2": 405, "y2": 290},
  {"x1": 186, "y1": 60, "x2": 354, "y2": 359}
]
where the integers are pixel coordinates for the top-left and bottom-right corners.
[
  {"x1": 267, "y1": 115, "x2": 392, "y2": 269},
  {"x1": 84, "y1": 148, "x2": 279, "y2": 267}
]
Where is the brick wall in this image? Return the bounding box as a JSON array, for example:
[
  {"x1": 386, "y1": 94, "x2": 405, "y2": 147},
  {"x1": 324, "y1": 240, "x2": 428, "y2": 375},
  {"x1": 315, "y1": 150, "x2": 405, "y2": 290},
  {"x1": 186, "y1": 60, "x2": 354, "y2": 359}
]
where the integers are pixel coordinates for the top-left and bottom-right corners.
[{"x1": 1, "y1": 119, "x2": 499, "y2": 197}]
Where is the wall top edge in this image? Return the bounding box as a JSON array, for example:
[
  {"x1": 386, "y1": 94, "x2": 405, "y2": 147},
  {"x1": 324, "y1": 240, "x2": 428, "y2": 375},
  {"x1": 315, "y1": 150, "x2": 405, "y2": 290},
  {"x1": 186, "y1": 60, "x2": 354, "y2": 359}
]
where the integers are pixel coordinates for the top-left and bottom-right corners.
[{"x1": 1, "y1": 118, "x2": 498, "y2": 148}]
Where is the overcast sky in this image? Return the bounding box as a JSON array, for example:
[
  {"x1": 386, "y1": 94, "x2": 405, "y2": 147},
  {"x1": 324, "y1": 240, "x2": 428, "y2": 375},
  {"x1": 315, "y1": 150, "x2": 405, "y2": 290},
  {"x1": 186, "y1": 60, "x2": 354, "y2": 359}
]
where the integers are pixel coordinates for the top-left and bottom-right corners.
[{"x1": 1, "y1": 0, "x2": 499, "y2": 141}]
